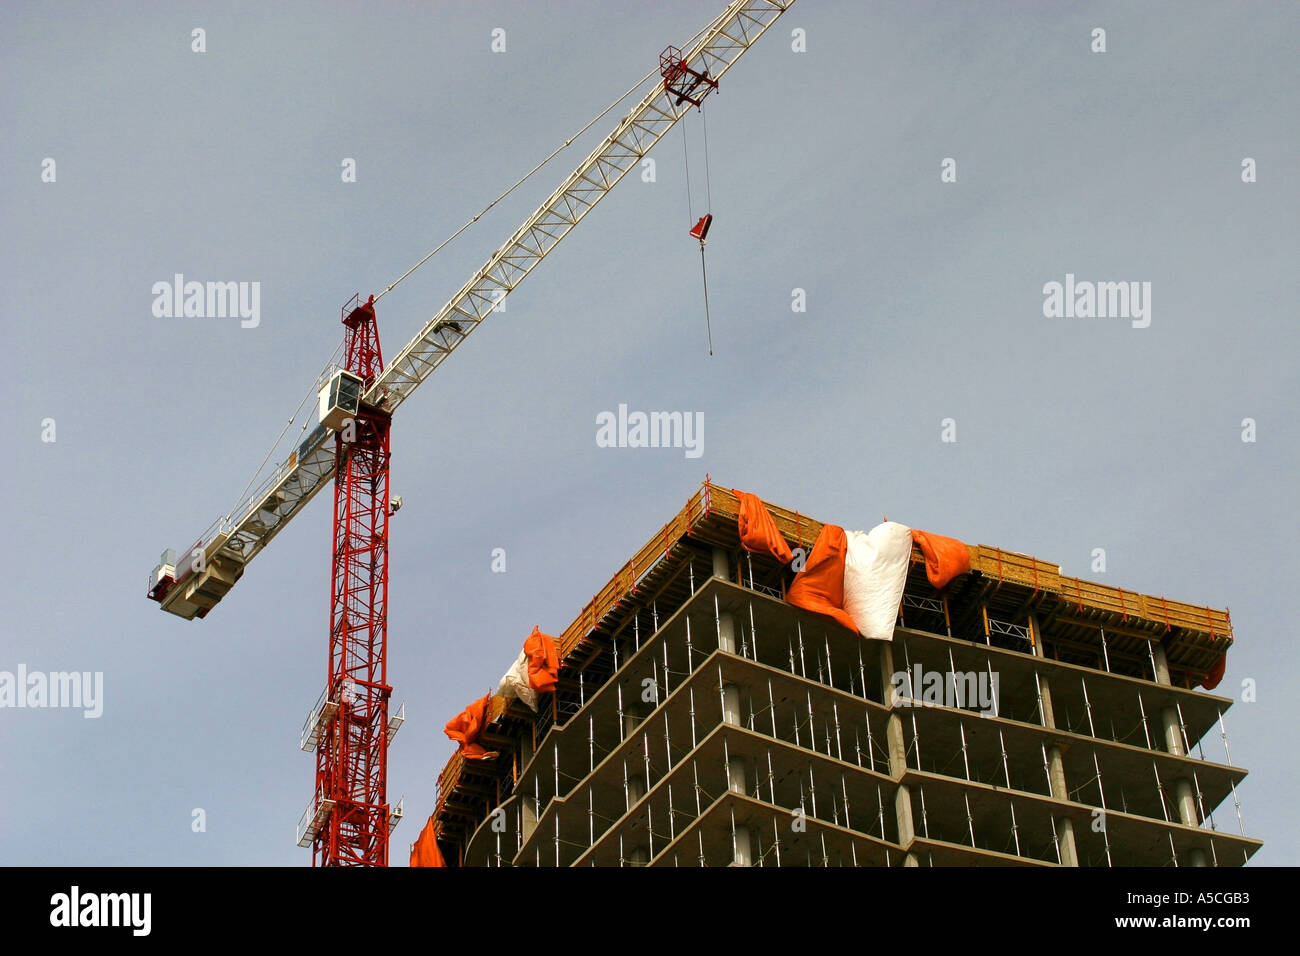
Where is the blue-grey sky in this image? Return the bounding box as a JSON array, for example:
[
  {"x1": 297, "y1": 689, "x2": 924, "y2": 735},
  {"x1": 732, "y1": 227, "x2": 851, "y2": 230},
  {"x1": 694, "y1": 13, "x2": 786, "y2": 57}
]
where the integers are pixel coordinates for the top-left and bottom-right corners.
[{"x1": 2, "y1": 1, "x2": 1295, "y2": 866}]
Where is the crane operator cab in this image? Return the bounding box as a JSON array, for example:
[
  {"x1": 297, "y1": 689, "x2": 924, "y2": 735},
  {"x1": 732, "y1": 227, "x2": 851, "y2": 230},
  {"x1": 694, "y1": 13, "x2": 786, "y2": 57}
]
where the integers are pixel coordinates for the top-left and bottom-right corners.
[{"x1": 318, "y1": 369, "x2": 363, "y2": 432}]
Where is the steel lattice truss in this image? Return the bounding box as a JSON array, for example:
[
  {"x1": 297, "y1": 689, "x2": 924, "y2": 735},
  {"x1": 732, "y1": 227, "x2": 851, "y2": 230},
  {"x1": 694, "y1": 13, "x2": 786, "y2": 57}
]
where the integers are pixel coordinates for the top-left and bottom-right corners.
[{"x1": 314, "y1": 410, "x2": 392, "y2": 866}]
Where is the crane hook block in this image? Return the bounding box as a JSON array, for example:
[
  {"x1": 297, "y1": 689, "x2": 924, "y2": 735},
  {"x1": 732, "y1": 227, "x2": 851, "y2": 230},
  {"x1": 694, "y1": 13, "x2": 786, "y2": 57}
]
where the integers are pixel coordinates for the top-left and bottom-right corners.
[{"x1": 690, "y1": 214, "x2": 713, "y2": 243}]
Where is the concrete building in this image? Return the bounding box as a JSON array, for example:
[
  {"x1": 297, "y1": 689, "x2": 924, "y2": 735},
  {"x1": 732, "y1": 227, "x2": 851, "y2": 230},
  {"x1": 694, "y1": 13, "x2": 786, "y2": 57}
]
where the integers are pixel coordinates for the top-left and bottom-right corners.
[{"x1": 426, "y1": 483, "x2": 1260, "y2": 866}]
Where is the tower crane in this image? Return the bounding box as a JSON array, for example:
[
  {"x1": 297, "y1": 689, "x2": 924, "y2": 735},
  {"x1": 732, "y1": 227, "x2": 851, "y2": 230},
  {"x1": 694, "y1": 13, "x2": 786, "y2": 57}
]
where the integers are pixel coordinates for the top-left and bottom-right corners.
[{"x1": 146, "y1": 0, "x2": 794, "y2": 867}]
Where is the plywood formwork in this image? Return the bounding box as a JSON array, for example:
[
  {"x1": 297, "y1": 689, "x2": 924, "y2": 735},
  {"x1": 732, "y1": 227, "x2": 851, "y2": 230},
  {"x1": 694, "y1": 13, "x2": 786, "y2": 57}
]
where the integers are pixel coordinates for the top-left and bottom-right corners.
[{"x1": 427, "y1": 478, "x2": 1237, "y2": 864}]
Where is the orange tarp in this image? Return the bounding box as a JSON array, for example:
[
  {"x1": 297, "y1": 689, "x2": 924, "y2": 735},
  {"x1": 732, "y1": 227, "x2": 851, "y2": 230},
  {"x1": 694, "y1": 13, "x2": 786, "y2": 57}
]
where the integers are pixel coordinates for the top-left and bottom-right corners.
[
  {"x1": 734, "y1": 489, "x2": 793, "y2": 563},
  {"x1": 911, "y1": 529, "x2": 970, "y2": 590},
  {"x1": 445, "y1": 694, "x2": 499, "y2": 760},
  {"x1": 410, "y1": 817, "x2": 446, "y2": 867},
  {"x1": 785, "y1": 523, "x2": 857, "y2": 633},
  {"x1": 1199, "y1": 654, "x2": 1226, "y2": 691},
  {"x1": 524, "y1": 625, "x2": 559, "y2": 693}
]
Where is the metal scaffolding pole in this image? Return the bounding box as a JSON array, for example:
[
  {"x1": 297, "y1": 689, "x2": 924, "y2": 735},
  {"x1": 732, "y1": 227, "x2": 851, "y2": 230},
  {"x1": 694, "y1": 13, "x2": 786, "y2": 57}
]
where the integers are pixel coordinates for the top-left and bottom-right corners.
[
  {"x1": 910, "y1": 710, "x2": 922, "y2": 771},
  {"x1": 797, "y1": 622, "x2": 806, "y2": 677},
  {"x1": 1138, "y1": 691, "x2": 1153, "y2": 750},
  {"x1": 1175, "y1": 700, "x2": 1192, "y2": 757},
  {"x1": 858, "y1": 644, "x2": 867, "y2": 702},
  {"x1": 999, "y1": 728, "x2": 1012, "y2": 789},
  {"x1": 1218, "y1": 709, "x2": 1234, "y2": 765},
  {"x1": 1152, "y1": 759, "x2": 1171, "y2": 823},
  {"x1": 985, "y1": 655, "x2": 999, "y2": 718},
  {"x1": 865, "y1": 711, "x2": 876, "y2": 774},
  {"x1": 768, "y1": 679, "x2": 777, "y2": 738},
  {"x1": 687, "y1": 613, "x2": 695, "y2": 671},
  {"x1": 749, "y1": 600, "x2": 758, "y2": 660},
  {"x1": 663, "y1": 711, "x2": 673, "y2": 773},
  {"x1": 948, "y1": 648, "x2": 962, "y2": 709},
  {"x1": 832, "y1": 701, "x2": 843, "y2": 760},
  {"x1": 1192, "y1": 768, "x2": 1213, "y2": 831},
  {"x1": 1082, "y1": 676, "x2": 1097, "y2": 737}
]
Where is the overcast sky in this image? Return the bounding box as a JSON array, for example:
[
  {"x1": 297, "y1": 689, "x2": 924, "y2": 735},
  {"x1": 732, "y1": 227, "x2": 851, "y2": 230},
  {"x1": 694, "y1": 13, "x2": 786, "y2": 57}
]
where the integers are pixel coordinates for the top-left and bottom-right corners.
[{"x1": 2, "y1": 1, "x2": 1295, "y2": 867}]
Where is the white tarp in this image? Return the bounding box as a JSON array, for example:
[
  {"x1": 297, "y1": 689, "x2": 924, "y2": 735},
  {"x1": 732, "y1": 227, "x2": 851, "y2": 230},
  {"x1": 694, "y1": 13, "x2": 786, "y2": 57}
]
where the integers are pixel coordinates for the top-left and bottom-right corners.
[
  {"x1": 496, "y1": 649, "x2": 538, "y2": 711},
  {"x1": 842, "y1": 521, "x2": 913, "y2": 641}
]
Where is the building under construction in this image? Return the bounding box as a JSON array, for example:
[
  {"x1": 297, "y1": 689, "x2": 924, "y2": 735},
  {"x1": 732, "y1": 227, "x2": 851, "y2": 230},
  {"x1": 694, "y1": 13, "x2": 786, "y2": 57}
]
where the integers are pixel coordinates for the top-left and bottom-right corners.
[{"x1": 415, "y1": 481, "x2": 1260, "y2": 867}]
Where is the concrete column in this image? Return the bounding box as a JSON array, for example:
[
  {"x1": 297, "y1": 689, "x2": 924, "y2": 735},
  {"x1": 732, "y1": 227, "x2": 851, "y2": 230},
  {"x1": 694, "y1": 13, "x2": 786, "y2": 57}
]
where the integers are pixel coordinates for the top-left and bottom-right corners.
[
  {"x1": 622, "y1": 704, "x2": 641, "y2": 738},
  {"x1": 1173, "y1": 778, "x2": 1198, "y2": 827},
  {"x1": 521, "y1": 795, "x2": 537, "y2": 840},
  {"x1": 885, "y1": 713, "x2": 908, "y2": 776},
  {"x1": 727, "y1": 756, "x2": 747, "y2": 795},
  {"x1": 1153, "y1": 641, "x2": 1204, "y2": 865},
  {"x1": 1161, "y1": 707, "x2": 1185, "y2": 755},
  {"x1": 732, "y1": 825, "x2": 753, "y2": 866},
  {"x1": 712, "y1": 547, "x2": 730, "y2": 582},
  {"x1": 885, "y1": 711, "x2": 918, "y2": 861},
  {"x1": 893, "y1": 786, "x2": 915, "y2": 845},
  {"x1": 1056, "y1": 817, "x2": 1080, "y2": 867},
  {"x1": 1037, "y1": 674, "x2": 1079, "y2": 866},
  {"x1": 1151, "y1": 642, "x2": 1172, "y2": 685},
  {"x1": 1047, "y1": 745, "x2": 1069, "y2": 801},
  {"x1": 722, "y1": 684, "x2": 742, "y2": 726},
  {"x1": 626, "y1": 773, "x2": 650, "y2": 865},
  {"x1": 628, "y1": 774, "x2": 646, "y2": 804},
  {"x1": 878, "y1": 642, "x2": 898, "y2": 708},
  {"x1": 1037, "y1": 673, "x2": 1057, "y2": 727},
  {"x1": 718, "y1": 612, "x2": 737, "y2": 654}
]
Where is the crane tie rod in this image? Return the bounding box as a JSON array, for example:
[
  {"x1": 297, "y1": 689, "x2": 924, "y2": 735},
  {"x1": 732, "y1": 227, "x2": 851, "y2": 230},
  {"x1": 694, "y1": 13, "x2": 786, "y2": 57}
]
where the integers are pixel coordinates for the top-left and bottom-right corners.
[
  {"x1": 372, "y1": 10, "x2": 728, "y2": 304},
  {"x1": 374, "y1": 67, "x2": 655, "y2": 304}
]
